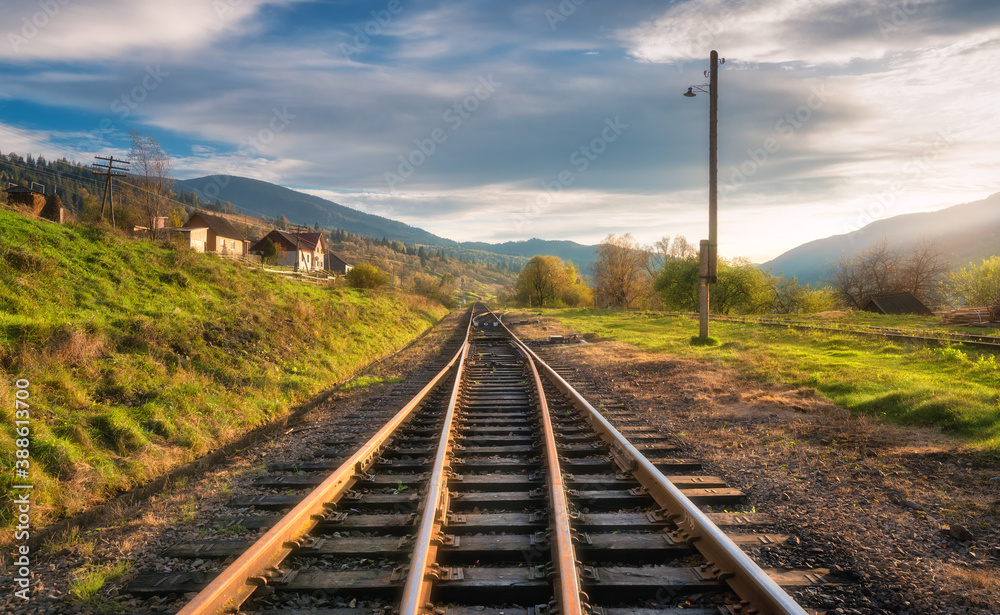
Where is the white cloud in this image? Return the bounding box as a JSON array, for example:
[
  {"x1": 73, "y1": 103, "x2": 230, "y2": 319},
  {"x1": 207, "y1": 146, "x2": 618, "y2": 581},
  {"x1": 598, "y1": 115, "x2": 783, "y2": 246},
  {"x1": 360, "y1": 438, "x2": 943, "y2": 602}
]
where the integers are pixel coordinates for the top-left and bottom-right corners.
[
  {"x1": 2, "y1": 0, "x2": 301, "y2": 61},
  {"x1": 619, "y1": 0, "x2": 917, "y2": 66}
]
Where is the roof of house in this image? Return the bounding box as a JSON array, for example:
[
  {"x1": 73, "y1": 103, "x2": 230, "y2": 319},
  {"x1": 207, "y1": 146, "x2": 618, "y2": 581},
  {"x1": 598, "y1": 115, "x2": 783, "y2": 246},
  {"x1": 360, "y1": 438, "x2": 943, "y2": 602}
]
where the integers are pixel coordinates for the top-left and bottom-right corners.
[
  {"x1": 326, "y1": 252, "x2": 352, "y2": 268},
  {"x1": 249, "y1": 229, "x2": 326, "y2": 253},
  {"x1": 184, "y1": 212, "x2": 247, "y2": 241},
  {"x1": 863, "y1": 292, "x2": 934, "y2": 316}
]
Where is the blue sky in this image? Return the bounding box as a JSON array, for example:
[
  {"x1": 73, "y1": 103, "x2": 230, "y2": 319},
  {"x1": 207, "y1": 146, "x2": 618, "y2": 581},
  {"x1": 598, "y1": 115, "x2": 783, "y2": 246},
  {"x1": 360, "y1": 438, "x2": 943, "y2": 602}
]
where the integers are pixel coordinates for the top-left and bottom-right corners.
[{"x1": 1, "y1": 0, "x2": 999, "y2": 261}]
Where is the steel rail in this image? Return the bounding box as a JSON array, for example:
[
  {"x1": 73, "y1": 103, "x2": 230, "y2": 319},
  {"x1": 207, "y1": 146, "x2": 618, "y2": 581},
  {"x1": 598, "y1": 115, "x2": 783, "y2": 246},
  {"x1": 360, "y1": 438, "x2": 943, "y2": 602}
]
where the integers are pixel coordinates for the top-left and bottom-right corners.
[
  {"x1": 517, "y1": 340, "x2": 586, "y2": 615},
  {"x1": 177, "y1": 310, "x2": 473, "y2": 615},
  {"x1": 399, "y1": 337, "x2": 470, "y2": 614},
  {"x1": 496, "y1": 310, "x2": 808, "y2": 615}
]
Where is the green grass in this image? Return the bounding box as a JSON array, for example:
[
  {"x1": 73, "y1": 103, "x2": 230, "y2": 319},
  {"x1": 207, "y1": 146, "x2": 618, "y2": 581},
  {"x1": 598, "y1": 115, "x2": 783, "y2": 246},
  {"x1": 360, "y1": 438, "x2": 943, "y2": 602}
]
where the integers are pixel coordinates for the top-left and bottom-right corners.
[
  {"x1": 340, "y1": 374, "x2": 405, "y2": 391},
  {"x1": 549, "y1": 308, "x2": 1000, "y2": 449},
  {"x1": 69, "y1": 560, "x2": 131, "y2": 607},
  {"x1": 0, "y1": 211, "x2": 448, "y2": 534}
]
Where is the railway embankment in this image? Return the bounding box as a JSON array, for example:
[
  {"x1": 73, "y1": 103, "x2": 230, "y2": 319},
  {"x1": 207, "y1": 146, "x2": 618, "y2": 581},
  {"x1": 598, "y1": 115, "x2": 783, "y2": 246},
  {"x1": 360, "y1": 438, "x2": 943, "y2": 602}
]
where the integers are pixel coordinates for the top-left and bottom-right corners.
[{"x1": 0, "y1": 210, "x2": 448, "y2": 538}]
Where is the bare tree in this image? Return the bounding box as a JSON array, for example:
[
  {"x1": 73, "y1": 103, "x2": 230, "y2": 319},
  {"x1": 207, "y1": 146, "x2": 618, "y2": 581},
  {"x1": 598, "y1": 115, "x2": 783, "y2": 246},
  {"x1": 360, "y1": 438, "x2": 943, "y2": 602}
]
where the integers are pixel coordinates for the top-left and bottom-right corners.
[
  {"x1": 899, "y1": 238, "x2": 951, "y2": 307},
  {"x1": 828, "y1": 237, "x2": 949, "y2": 309},
  {"x1": 593, "y1": 233, "x2": 650, "y2": 309},
  {"x1": 127, "y1": 130, "x2": 172, "y2": 238}
]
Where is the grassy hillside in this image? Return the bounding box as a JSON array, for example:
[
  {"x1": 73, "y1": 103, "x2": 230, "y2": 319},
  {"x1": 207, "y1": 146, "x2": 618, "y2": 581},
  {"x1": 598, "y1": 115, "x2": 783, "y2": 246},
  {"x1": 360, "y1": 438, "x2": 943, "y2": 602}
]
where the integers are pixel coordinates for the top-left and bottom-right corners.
[
  {"x1": 0, "y1": 210, "x2": 449, "y2": 534},
  {"x1": 545, "y1": 309, "x2": 1000, "y2": 449}
]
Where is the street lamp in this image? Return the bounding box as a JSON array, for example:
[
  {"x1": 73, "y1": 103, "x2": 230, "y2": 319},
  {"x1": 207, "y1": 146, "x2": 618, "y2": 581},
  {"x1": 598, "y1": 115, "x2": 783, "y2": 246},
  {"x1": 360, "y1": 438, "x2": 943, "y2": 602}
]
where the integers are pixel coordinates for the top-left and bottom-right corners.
[{"x1": 684, "y1": 50, "x2": 724, "y2": 340}]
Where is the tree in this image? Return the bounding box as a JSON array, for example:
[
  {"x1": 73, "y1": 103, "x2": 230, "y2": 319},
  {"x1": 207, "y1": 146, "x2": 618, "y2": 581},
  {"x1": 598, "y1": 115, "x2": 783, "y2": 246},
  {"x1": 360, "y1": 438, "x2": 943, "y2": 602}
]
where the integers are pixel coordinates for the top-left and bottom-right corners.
[
  {"x1": 560, "y1": 261, "x2": 593, "y2": 307},
  {"x1": 828, "y1": 237, "x2": 949, "y2": 309},
  {"x1": 126, "y1": 129, "x2": 172, "y2": 238},
  {"x1": 655, "y1": 256, "x2": 773, "y2": 314},
  {"x1": 949, "y1": 256, "x2": 1000, "y2": 306},
  {"x1": 260, "y1": 237, "x2": 278, "y2": 265},
  {"x1": 346, "y1": 263, "x2": 389, "y2": 289},
  {"x1": 516, "y1": 255, "x2": 569, "y2": 307},
  {"x1": 711, "y1": 257, "x2": 772, "y2": 314},
  {"x1": 593, "y1": 233, "x2": 650, "y2": 309},
  {"x1": 654, "y1": 255, "x2": 700, "y2": 312}
]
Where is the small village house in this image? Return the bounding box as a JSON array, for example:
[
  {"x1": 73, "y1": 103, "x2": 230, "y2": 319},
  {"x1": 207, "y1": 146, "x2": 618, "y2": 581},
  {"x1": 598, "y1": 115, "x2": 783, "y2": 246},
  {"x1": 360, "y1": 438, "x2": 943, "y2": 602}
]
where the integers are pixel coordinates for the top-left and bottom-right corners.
[
  {"x1": 249, "y1": 229, "x2": 329, "y2": 272},
  {"x1": 325, "y1": 252, "x2": 353, "y2": 275},
  {"x1": 180, "y1": 212, "x2": 249, "y2": 256}
]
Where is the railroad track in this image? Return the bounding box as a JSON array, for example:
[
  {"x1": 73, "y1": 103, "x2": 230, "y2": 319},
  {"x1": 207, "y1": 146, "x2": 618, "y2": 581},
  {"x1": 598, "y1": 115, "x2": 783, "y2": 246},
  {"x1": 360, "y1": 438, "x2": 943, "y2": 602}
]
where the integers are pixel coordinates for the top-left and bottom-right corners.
[
  {"x1": 125, "y1": 304, "x2": 828, "y2": 614},
  {"x1": 689, "y1": 313, "x2": 1000, "y2": 350}
]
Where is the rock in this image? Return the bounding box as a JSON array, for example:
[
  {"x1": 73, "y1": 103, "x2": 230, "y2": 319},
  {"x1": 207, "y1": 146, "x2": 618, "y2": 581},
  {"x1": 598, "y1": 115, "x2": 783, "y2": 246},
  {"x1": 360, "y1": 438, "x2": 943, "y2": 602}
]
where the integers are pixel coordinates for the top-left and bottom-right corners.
[
  {"x1": 781, "y1": 492, "x2": 791, "y2": 501},
  {"x1": 949, "y1": 525, "x2": 974, "y2": 542},
  {"x1": 904, "y1": 500, "x2": 924, "y2": 511}
]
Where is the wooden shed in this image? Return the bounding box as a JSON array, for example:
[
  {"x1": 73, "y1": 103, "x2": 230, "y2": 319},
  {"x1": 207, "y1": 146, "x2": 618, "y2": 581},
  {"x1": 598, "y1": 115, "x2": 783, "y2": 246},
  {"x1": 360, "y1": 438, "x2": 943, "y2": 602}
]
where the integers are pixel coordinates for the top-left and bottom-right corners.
[
  {"x1": 862, "y1": 292, "x2": 933, "y2": 316},
  {"x1": 5, "y1": 185, "x2": 69, "y2": 223}
]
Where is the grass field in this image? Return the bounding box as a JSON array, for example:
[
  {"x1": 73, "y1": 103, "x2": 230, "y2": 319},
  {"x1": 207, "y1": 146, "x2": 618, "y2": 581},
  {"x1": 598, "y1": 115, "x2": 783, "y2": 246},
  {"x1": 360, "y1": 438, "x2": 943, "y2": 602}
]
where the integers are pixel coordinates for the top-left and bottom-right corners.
[
  {"x1": 0, "y1": 211, "x2": 448, "y2": 533},
  {"x1": 547, "y1": 309, "x2": 1000, "y2": 449}
]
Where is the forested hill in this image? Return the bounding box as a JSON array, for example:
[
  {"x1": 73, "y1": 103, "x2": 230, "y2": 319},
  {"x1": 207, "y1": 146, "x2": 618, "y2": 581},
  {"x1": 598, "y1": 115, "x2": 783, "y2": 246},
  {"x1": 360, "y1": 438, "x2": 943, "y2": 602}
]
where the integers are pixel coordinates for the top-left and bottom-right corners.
[
  {"x1": 0, "y1": 151, "x2": 106, "y2": 211},
  {"x1": 176, "y1": 175, "x2": 458, "y2": 247},
  {"x1": 177, "y1": 175, "x2": 598, "y2": 268}
]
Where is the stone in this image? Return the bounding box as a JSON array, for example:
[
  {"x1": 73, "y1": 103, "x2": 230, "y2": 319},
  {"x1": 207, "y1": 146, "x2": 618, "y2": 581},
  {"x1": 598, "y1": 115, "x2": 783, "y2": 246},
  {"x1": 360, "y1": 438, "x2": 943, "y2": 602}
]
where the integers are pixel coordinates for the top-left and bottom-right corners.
[{"x1": 949, "y1": 524, "x2": 974, "y2": 542}]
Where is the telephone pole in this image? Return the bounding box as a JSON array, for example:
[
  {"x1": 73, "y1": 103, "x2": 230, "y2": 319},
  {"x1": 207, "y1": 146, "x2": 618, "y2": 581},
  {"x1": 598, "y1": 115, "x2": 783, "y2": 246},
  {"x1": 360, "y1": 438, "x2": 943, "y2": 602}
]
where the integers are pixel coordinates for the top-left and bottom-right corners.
[
  {"x1": 684, "y1": 50, "x2": 723, "y2": 340},
  {"x1": 92, "y1": 156, "x2": 130, "y2": 226},
  {"x1": 291, "y1": 223, "x2": 304, "y2": 272}
]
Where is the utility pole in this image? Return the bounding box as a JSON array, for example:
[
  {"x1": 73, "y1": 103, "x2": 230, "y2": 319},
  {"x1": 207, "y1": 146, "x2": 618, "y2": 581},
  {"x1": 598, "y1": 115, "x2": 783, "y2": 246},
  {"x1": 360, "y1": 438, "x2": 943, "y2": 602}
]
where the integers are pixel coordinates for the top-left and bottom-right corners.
[
  {"x1": 291, "y1": 223, "x2": 303, "y2": 272},
  {"x1": 684, "y1": 50, "x2": 723, "y2": 340},
  {"x1": 92, "y1": 156, "x2": 130, "y2": 227}
]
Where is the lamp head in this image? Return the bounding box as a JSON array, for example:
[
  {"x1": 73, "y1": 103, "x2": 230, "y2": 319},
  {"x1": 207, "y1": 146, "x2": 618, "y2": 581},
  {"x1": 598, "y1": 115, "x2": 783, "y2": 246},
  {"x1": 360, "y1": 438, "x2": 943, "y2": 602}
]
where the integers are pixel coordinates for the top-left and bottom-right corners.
[{"x1": 683, "y1": 87, "x2": 697, "y2": 97}]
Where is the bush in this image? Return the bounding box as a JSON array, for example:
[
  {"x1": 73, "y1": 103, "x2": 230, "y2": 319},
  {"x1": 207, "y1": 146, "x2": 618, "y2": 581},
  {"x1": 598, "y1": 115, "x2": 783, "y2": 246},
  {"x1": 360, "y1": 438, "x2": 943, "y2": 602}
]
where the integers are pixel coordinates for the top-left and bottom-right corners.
[{"x1": 346, "y1": 263, "x2": 389, "y2": 289}]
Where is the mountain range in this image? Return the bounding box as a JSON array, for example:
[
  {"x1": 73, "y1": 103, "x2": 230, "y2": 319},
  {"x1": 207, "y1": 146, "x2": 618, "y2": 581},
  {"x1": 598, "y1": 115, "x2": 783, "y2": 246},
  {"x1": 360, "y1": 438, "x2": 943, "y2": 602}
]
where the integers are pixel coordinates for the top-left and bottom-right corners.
[
  {"x1": 177, "y1": 174, "x2": 999, "y2": 284},
  {"x1": 176, "y1": 175, "x2": 599, "y2": 269},
  {"x1": 763, "y1": 192, "x2": 1000, "y2": 286}
]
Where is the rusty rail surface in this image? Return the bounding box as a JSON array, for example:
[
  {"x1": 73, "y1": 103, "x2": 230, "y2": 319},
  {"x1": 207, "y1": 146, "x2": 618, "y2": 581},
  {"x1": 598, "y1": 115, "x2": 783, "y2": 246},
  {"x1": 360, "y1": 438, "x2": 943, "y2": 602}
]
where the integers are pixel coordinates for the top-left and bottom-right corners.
[
  {"x1": 498, "y1": 309, "x2": 808, "y2": 615},
  {"x1": 518, "y1": 339, "x2": 586, "y2": 615},
  {"x1": 155, "y1": 303, "x2": 814, "y2": 614},
  {"x1": 399, "y1": 338, "x2": 469, "y2": 613},
  {"x1": 176, "y1": 309, "x2": 474, "y2": 615}
]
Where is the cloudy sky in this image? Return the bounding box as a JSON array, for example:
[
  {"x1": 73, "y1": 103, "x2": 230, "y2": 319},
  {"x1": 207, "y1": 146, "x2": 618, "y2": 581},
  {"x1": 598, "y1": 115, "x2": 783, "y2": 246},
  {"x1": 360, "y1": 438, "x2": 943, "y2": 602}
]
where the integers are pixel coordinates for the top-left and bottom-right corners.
[{"x1": 2, "y1": 0, "x2": 998, "y2": 261}]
